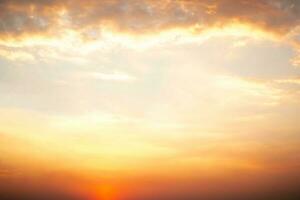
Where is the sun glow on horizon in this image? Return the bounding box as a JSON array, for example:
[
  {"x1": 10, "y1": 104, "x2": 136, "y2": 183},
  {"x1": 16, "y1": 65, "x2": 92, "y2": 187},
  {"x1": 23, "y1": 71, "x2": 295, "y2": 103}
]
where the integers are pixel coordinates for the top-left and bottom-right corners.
[{"x1": 1, "y1": 0, "x2": 300, "y2": 200}]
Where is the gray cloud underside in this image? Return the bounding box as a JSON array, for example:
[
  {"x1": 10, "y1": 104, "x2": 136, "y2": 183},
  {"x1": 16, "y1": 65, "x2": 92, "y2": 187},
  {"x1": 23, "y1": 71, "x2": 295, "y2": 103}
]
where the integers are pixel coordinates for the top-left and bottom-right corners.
[{"x1": 0, "y1": 0, "x2": 300, "y2": 38}]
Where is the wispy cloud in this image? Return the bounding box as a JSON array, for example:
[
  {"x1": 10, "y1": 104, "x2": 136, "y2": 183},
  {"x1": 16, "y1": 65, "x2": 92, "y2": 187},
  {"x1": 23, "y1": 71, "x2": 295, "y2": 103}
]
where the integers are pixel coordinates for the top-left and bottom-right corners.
[{"x1": 87, "y1": 71, "x2": 136, "y2": 82}]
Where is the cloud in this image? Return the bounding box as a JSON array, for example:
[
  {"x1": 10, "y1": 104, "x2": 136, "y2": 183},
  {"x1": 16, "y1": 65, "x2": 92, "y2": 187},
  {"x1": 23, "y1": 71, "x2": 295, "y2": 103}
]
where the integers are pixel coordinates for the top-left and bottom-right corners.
[
  {"x1": 0, "y1": 0, "x2": 299, "y2": 38},
  {"x1": 0, "y1": 47, "x2": 34, "y2": 61},
  {"x1": 274, "y1": 77, "x2": 300, "y2": 84},
  {"x1": 291, "y1": 53, "x2": 300, "y2": 67},
  {"x1": 0, "y1": 0, "x2": 299, "y2": 65},
  {"x1": 87, "y1": 71, "x2": 136, "y2": 82},
  {"x1": 1, "y1": 0, "x2": 300, "y2": 62}
]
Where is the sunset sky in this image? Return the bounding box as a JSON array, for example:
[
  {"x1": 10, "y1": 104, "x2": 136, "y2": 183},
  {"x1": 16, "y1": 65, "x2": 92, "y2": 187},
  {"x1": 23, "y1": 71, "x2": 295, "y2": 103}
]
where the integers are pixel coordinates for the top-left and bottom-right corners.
[{"x1": 0, "y1": 0, "x2": 300, "y2": 199}]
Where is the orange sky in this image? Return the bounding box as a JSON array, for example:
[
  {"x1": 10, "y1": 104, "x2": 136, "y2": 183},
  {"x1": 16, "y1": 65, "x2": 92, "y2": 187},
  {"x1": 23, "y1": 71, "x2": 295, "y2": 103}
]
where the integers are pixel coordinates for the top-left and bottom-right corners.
[{"x1": 1, "y1": 0, "x2": 300, "y2": 200}]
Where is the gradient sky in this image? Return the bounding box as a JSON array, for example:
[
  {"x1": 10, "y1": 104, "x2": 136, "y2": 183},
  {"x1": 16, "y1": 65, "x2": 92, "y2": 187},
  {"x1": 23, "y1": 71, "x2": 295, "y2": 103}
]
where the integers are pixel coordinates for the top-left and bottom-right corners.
[{"x1": 1, "y1": 0, "x2": 300, "y2": 200}]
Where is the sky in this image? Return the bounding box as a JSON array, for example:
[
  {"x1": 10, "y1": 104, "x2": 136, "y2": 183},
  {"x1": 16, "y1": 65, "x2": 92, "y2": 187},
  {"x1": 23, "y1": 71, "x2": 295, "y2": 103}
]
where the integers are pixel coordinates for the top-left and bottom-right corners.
[{"x1": 0, "y1": 0, "x2": 300, "y2": 199}]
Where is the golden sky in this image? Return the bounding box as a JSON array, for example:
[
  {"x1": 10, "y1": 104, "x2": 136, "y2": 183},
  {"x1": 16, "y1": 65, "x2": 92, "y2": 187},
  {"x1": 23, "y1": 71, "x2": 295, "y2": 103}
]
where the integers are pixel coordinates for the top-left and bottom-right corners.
[{"x1": 0, "y1": 0, "x2": 300, "y2": 200}]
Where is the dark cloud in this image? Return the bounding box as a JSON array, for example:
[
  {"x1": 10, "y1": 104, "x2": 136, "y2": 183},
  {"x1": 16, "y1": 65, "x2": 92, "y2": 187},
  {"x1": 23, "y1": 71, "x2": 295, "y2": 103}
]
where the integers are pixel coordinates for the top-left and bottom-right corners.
[{"x1": 0, "y1": 0, "x2": 299, "y2": 40}]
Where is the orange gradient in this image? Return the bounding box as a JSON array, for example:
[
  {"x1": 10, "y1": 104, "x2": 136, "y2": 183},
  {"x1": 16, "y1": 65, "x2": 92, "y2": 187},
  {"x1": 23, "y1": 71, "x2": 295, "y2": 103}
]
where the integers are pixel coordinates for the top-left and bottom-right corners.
[{"x1": 1, "y1": 1, "x2": 300, "y2": 200}]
